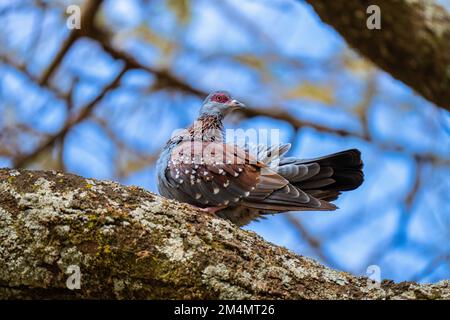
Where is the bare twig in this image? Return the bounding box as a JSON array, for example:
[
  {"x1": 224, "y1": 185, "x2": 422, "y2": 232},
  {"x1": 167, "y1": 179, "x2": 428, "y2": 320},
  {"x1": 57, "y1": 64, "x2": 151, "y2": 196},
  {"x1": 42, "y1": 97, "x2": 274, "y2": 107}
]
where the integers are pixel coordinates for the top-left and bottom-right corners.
[
  {"x1": 285, "y1": 213, "x2": 343, "y2": 270},
  {"x1": 39, "y1": 0, "x2": 104, "y2": 85},
  {"x1": 13, "y1": 66, "x2": 127, "y2": 168}
]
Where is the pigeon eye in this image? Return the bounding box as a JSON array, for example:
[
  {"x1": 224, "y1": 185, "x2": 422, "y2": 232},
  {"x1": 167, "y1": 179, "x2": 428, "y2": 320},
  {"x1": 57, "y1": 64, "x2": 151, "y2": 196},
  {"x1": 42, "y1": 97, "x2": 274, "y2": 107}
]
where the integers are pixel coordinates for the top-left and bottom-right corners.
[{"x1": 213, "y1": 94, "x2": 228, "y2": 103}]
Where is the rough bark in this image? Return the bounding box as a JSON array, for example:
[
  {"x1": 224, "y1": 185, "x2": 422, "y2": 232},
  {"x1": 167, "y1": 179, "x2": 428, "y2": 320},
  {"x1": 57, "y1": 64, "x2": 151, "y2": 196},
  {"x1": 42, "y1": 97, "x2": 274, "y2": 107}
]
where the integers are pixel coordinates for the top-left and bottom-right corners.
[
  {"x1": 304, "y1": 0, "x2": 450, "y2": 111},
  {"x1": 0, "y1": 168, "x2": 448, "y2": 299}
]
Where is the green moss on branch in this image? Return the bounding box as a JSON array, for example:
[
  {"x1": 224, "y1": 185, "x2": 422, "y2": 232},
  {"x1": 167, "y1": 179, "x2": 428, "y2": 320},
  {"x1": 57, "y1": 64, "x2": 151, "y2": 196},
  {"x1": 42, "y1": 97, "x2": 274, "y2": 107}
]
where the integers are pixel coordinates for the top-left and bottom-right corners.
[{"x1": 0, "y1": 168, "x2": 448, "y2": 299}]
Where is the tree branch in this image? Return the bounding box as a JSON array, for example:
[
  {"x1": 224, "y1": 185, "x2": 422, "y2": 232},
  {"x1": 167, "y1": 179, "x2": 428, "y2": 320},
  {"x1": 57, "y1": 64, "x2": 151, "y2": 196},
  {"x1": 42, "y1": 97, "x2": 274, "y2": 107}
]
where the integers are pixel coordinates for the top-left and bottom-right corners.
[
  {"x1": 39, "y1": 0, "x2": 104, "y2": 85},
  {"x1": 89, "y1": 31, "x2": 205, "y2": 96},
  {"x1": 13, "y1": 66, "x2": 127, "y2": 168},
  {"x1": 0, "y1": 168, "x2": 448, "y2": 299},
  {"x1": 304, "y1": 0, "x2": 450, "y2": 111}
]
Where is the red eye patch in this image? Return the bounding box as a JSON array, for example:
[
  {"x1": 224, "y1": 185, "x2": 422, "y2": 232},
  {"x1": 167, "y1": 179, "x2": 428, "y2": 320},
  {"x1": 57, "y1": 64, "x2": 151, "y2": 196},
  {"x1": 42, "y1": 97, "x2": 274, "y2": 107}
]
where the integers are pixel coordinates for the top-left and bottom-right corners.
[{"x1": 211, "y1": 94, "x2": 230, "y2": 103}]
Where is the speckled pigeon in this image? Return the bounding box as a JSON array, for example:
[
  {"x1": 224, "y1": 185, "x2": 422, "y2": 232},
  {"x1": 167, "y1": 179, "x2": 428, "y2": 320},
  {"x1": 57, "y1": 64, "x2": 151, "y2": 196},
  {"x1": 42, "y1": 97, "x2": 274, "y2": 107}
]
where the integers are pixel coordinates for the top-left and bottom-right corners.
[{"x1": 156, "y1": 91, "x2": 363, "y2": 226}]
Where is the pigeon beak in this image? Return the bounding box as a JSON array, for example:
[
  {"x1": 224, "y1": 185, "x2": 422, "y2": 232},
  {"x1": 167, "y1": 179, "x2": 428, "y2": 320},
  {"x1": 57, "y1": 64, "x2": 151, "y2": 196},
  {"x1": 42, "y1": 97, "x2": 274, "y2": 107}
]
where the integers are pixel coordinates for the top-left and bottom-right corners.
[{"x1": 228, "y1": 99, "x2": 246, "y2": 110}]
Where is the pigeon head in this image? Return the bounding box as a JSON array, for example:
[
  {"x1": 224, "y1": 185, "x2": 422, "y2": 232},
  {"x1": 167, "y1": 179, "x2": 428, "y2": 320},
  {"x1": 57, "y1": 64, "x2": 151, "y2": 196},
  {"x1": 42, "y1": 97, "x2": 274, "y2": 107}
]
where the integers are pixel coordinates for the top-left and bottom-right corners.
[{"x1": 199, "y1": 91, "x2": 246, "y2": 117}]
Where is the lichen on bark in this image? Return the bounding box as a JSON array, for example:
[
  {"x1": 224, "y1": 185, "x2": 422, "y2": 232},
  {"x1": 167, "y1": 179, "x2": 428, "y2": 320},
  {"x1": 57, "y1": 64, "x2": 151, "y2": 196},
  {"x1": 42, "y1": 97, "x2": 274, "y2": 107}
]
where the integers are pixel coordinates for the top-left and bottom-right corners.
[{"x1": 0, "y1": 168, "x2": 449, "y2": 299}]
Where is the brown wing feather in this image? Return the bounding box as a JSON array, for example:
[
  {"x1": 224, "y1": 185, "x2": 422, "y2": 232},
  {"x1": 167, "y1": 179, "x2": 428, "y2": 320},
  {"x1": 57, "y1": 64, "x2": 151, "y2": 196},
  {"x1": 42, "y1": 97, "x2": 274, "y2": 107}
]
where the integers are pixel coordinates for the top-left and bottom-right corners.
[
  {"x1": 167, "y1": 141, "x2": 261, "y2": 207},
  {"x1": 167, "y1": 141, "x2": 332, "y2": 211}
]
